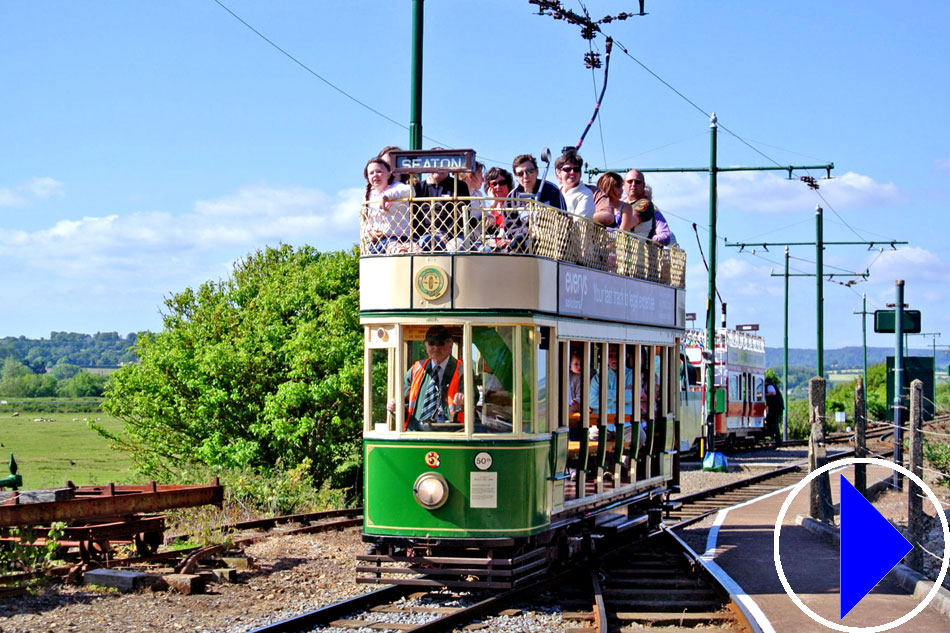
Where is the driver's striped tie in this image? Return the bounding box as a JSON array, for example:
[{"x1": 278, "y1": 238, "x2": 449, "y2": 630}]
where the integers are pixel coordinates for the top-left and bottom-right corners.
[{"x1": 417, "y1": 367, "x2": 440, "y2": 422}]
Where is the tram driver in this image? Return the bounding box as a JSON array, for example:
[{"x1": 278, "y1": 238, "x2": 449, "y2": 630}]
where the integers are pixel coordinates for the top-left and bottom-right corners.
[{"x1": 388, "y1": 325, "x2": 465, "y2": 431}]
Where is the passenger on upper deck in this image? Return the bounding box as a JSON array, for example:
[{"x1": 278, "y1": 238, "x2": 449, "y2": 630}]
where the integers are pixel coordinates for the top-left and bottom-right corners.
[
  {"x1": 596, "y1": 172, "x2": 634, "y2": 231},
  {"x1": 482, "y1": 167, "x2": 514, "y2": 251},
  {"x1": 412, "y1": 150, "x2": 471, "y2": 251},
  {"x1": 509, "y1": 154, "x2": 566, "y2": 209},
  {"x1": 364, "y1": 157, "x2": 412, "y2": 254},
  {"x1": 644, "y1": 185, "x2": 678, "y2": 247},
  {"x1": 378, "y1": 145, "x2": 411, "y2": 184},
  {"x1": 557, "y1": 150, "x2": 615, "y2": 226},
  {"x1": 622, "y1": 169, "x2": 656, "y2": 240},
  {"x1": 388, "y1": 325, "x2": 465, "y2": 431},
  {"x1": 460, "y1": 161, "x2": 486, "y2": 208}
]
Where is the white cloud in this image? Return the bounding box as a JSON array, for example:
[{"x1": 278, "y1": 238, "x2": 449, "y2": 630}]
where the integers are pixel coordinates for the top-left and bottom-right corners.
[
  {"x1": 0, "y1": 177, "x2": 64, "y2": 207},
  {"x1": 865, "y1": 246, "x2": 950, "y2": 283},
  {"x1": 0, "y1": 184, "x2": 363, "y2": 282},
  {"x1": 647, "y1": 170, "x2": 900, "y2": 215}
]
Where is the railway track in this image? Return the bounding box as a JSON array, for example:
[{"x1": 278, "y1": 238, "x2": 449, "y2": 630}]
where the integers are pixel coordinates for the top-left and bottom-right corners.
[{"x1": 557, "y1": 529, "x2": 749, "y2": 633}]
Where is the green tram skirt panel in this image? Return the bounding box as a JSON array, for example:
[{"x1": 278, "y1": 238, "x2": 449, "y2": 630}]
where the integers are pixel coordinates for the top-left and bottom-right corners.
[{"x1": 363, "y1": 438, "x2": 551, "y2": 538}]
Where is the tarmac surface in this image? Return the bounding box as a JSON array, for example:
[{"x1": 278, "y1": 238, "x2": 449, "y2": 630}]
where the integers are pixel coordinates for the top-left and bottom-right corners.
[{"x1": 697, "y1": 463, "x2": 949, "y2": 632}]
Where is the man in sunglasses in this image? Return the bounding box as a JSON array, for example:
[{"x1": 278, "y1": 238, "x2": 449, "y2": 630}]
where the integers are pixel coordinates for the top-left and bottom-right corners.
[
  {"x1": 622, "y1": 169, "x2": 656, "y2": 240},
  {"x1": 389, "y1": 325, "x2": 465, "y2": 431},
  {"x1": 509, "y1": 154, "x2": 566, "y2": 210},
  {"x1": 556, "y1": 150, "x2": 614, "y2": 226}
]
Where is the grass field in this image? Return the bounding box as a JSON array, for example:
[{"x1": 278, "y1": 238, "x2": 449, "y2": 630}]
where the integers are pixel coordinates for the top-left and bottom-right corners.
[{"x1": 0, "y1": 410, "x2": 135, "y2": 490}]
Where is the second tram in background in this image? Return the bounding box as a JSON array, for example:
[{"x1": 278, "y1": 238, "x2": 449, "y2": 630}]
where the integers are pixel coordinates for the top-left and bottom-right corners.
[{"x1": 680, "y1": 327, "x2": 767, "y2": 448}]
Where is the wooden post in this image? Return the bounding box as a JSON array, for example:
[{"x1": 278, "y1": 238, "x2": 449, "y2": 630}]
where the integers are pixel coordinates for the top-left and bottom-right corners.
[
  {"x1": 854, "y1": 376, "x2": 867, "y2": 498},
  {"x1": 907, "y1": 379, "x2": 924, "y2": 572},
  {"x1": 809, "y1": 376, "x2": 833, "y2": 522}
]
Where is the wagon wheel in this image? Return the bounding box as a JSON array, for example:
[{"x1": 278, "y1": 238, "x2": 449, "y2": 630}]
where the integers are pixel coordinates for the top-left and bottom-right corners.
[
  {"x1": 134, "y1": 531, "x2": 162, "y2": 557},
  {"x1": 78, "y1": 539, "x2": 112, "y2": 564}
]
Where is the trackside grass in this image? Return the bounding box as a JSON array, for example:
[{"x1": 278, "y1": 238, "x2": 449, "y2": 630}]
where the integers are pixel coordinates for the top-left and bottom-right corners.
[{"x1": 0, "y1": 409, "x2": 134, "y2": 490}]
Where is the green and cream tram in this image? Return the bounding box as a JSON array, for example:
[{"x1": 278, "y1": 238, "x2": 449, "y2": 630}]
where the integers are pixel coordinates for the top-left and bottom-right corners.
[{"x1": 357, "y1": 149, "x2": 689, "y2": 588}]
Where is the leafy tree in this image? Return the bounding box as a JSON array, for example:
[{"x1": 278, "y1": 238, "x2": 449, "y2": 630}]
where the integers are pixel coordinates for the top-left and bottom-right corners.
[
  {"x1": 100, "y1": 245, "x2": 362, "y2": 490},
  {"x1": 49, "y1": 363, "x2": 82, "y2": 381}
]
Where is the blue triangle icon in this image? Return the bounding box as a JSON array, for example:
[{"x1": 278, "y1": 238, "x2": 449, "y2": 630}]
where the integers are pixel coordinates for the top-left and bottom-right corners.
[{"x1": 840, "y1": 474, "x2": 913, "y2": 619}]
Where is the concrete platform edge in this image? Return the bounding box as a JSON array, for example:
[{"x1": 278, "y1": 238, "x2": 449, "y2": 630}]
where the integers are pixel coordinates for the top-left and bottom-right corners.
[{"x1": 798, "y1": 514, "x2": 950, "y2": 618}]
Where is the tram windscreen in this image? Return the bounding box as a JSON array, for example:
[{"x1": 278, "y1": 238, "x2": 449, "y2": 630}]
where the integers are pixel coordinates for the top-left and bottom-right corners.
[{"x1": 472, "y1": 326, "x2": 515, "y2": 434}]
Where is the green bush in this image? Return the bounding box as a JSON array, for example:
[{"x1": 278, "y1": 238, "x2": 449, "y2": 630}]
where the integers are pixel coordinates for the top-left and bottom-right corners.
[{"x1": 924, "y1": 440, "x2": 950, "y2": 488}]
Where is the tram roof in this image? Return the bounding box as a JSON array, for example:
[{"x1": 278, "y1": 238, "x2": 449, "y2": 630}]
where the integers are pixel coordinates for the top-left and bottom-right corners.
[{"x1": 359, "y1": 196, "x2": 686, "y2": 330}]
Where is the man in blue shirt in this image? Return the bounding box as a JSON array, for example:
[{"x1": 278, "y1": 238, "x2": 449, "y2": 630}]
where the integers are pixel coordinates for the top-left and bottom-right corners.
[{"x1": 589, "y1": 346, "x2": 643, "y2": 447}]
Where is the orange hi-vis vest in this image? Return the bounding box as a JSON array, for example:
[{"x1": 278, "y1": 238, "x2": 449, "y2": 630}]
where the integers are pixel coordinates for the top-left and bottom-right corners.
[{"x1": 406, "y1": 358, "x2": 463, "y2": 430}]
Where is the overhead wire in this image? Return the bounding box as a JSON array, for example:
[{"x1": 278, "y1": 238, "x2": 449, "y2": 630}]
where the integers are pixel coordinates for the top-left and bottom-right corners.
[
  {"x1": 211, "y1": 0, "x2": 510, "y2": 167},
  {"x1": 609, "y1": 34, "x2": 886, "y2": 250}
]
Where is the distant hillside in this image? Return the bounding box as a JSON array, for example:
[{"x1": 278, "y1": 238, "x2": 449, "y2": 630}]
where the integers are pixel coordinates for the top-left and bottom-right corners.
[
  {"x1": 0, "y1": 331, "x2": 141, "y2": 371},
  {"x1": 765, "y1": 346, "x2": 934, "y2": 371}
]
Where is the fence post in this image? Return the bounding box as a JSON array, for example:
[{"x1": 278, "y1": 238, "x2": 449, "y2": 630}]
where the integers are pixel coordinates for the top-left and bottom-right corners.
[
  {"x1": 854, "y1": 376, "x2": 867, "y2": 498},
  {"x1": 907, "y1": 379, "x2": 924, "y2": 572},
  {"x1": 809, "y1": 377, "x2": 833, "y2": 522}
]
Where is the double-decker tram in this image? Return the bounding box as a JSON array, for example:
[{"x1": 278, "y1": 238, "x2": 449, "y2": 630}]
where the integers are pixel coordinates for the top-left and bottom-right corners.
[
  {"x1": 357, "y1": 149, "x2": 689, "y2": 589},
  {"x1": 681, "y1": 328, "x2": 767, "y2": 447}
]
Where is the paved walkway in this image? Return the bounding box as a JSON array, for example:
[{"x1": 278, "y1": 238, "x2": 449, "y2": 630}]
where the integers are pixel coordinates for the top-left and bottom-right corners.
[{"x1": 699, "y1": 464, "x2": 948, "y2": 632}]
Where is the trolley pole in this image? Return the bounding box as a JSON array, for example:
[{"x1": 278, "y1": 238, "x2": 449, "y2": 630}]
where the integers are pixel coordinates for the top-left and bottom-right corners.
[
  {"x1": 409, "y1": 0, "x2": 424, "y2": 150},
  {"x1": 893, "y1": 280, "x2": 905, "y2": 490},
  {"x1": 705, "y1": 114, "x2": 718, "y2": 453}
]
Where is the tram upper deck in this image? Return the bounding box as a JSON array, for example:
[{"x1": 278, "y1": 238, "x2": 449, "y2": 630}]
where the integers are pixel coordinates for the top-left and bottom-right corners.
[{"x1": 359, "y1": 195, "x2": 686, "y2": 320}]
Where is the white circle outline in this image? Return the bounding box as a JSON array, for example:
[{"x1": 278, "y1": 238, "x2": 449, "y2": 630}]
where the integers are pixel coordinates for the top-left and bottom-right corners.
[{"x1": 773, "y1": 457, "x2": 949, "y2": 632}]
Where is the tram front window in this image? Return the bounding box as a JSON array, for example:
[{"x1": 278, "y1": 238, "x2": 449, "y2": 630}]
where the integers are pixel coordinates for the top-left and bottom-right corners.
[
  {"x1": 397, "y1": 324, "x2": 466, "y2": 432},
  {"x1": 472, "y1": 325, "x2": 514, "y2": 434}
]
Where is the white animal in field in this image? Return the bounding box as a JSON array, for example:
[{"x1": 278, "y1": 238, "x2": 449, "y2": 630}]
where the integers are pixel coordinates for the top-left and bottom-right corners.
[{"x1": 11, "y1": 412, "x2": 18, "y2": 417}]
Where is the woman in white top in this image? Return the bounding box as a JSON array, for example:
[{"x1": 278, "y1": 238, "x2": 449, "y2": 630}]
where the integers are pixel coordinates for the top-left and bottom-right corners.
[{"x1": 364, "y1": 157, "x2": 412, "y2": 254}]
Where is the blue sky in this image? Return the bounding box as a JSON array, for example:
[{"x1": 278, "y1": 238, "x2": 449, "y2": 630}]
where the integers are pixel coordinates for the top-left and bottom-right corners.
[{"x1": 2, "y1": 1, "x2": 948, "y2": 358}]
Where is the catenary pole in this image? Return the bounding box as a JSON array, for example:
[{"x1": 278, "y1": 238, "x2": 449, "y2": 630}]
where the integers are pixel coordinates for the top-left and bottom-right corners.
[
  {"x1": 853, "y1": 293, "x2": 869, "y2": 397},
  {"x1": 783, "y1": 246, "x2": 789, "y2": 442},
  {"x1": 893, "y1": 279, "x2": 904, "y2": 491},
  {"x1": 816, "y1": 206, "x2": 824, "y2": 378},
  {"x1": 409, "y1": 0, "x2": 424, "y2": 150},
  {"x1": 705, "y1": 114, "x2": 718, "y2": 452}
]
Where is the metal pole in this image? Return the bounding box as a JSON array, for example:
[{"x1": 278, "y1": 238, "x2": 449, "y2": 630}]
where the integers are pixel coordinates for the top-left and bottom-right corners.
[
  {"x1": 783, "y1": 246, "x2": 789, "y2": 442},
  {"x1": 409, "y1": 0, "x2": 424, "y2": 150},
  {"x1": 894, "y1": 279, "x2": 904, "y2": 491},
  {"x1": 816, "y1": 205, "x2": 824, "y2": 378},
  {"x1": 705, "y1": 114, "x2": 719, "y2": 453},
  {"x1": 862, "y1": 293, "x2": 868, "y2": 396}
]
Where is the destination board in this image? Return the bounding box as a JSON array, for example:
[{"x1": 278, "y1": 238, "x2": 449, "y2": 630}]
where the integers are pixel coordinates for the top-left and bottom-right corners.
[
  {"x1": 557, "y1": 263, "x2": 676, "y2": 327},
  {"x1": 389, "y1": 149, "x2": 475, "y2": 174}
]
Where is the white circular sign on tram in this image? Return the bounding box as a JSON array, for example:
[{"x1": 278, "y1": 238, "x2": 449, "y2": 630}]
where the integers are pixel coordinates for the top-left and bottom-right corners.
[
  {"x1": 473, "y1": 451, "x2": 493, "y2": 471},
  {"x1": 772, "y1": 457, "x2": 950, "y2": 632}
]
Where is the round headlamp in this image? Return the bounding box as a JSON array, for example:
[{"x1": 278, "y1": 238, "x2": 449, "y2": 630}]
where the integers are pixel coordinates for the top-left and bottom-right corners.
[{"x1": 413, "y1": 472, "x2": 449, "y2": 510}]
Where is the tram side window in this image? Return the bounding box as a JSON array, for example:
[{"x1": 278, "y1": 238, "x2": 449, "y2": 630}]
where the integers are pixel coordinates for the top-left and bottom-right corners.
[
  {"x1": 536, "y1": 329, "x2": 548, "y2": 432},
  {"x1": 397, "y1": 325, "x2": 465, "y2": 432},
  {"x1": 472, "y1": 325, "x2": 514, "y2": 434},
  {"x1": 368, "y1": 349, "x2": 392, "y2": 431},
  {"x1": 754, "y1": 376, "x2": 764, "y2": 402}
]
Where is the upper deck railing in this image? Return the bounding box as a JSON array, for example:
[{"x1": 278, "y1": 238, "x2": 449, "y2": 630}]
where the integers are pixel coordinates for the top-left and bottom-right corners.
[{"x1": 359, "y1": 196, "x2": 686, "y2": 288}]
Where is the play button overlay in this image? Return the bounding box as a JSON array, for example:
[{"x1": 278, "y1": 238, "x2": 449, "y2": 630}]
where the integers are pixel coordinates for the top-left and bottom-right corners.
[
  {"x1": 773, "y1": 457, "x2": 950, "y2": 632},
  {"x1": 839, "y1": 475, "x2": 913, "y2": 619}
]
